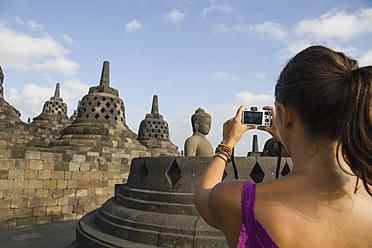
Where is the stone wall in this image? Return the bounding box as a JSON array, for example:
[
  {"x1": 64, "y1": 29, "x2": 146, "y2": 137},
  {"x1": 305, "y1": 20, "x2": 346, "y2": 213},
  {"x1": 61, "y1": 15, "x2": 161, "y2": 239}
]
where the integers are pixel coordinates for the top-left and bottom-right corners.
[{"x1": 0, "y1": 144, "x2": 136, "y2": 228}]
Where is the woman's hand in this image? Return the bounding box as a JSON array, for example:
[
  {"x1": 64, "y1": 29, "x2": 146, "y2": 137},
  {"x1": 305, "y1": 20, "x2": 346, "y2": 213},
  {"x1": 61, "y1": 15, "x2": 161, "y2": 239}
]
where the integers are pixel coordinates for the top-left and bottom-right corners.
[
  {"x1": 257, "y1": 106, "x2": 282, "y2": 143},
  {"x1": 221, "y1": 105, "x2": 255, "y2": 148}
]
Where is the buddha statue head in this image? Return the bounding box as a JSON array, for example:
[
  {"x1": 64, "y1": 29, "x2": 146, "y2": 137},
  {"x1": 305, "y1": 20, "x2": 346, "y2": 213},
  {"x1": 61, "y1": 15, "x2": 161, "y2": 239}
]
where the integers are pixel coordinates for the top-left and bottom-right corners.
[{"x1": 191, "y1": 108, "x2": 211, "y2": 135}]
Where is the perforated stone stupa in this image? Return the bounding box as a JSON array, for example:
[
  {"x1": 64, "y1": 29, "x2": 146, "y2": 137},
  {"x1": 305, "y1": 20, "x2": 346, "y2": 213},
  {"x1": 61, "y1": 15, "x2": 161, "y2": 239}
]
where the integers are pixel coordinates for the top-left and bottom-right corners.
[
  {"x1": 50, "y1": 61, "x2": 149, "y2": 157},
  {"x1": 32, "y1": 83, "x2": 72, "y2": 130},
  {"x1": 137, "y1": 95, "x2": 180, "y2": 156}
]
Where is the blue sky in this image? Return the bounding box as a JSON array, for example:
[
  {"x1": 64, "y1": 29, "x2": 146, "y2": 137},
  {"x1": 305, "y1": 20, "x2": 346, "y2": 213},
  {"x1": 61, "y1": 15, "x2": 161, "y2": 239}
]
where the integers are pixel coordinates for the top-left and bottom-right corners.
[{"x1": 0, "y1": 0, "x2": 371, "y2": 155}]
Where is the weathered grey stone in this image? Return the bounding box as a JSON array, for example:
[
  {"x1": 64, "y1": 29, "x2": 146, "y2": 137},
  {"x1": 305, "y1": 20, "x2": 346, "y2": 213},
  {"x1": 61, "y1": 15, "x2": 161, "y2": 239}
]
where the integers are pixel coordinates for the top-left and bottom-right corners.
[
  {"x1": 184, "y1": 108, "x2": 213, "y2": 156},
  {"x1": 137, "y1": 95, "x2": 180, "y2": 157}
]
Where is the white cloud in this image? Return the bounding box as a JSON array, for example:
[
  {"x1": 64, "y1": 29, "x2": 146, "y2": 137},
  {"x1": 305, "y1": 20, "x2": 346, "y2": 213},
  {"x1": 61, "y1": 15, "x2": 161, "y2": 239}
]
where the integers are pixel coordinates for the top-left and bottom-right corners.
[
  {"x1": 26, "y1": 20, "x2": 43, "y2": 30},
  {"x1": 0, "y1": 21, "x2": 78, "y2": 76},
  {"x1": 201, "y1": 0, "x2": 235, "y2": 19},
  {"x1": 294, "y1": 8, "x2": 372, "y2": 41},
  {"x1": 358, "y1": 49, "x2": 372, "y2": 67},
  {"x1": 6, "y1": 84, "x2": 54, "y2": 120},
  {"x1": 164, "y1": 9, "x2": 186, "y2": 24},
  {"x1": 253, "y1": 72, "x2": 267, "y2": 81},
  {"x1": 125, "y1": 20, "x2": 143, "y2": 33},
  {"x1": 14, "y1": 17, "x2": 43, "y2": 30},
  {"x1": 214, "y1": 24, "x2": 229, "y2": 33},
  {"x1": 209, "y1": 70, "x2": 237, "y2": 80},
  {"x1": 36, "y1": 58, "x2": 79, "y2": 75},
  {"x1": 232, "y1": 21, "x2": 287, "y2": 40},
  {"x1": 235, "y1": 92, "x2": 274, "y2": 107},
  {"x1": 5, "y1": 79, "x2": 89, "y2": 121},
  {"x1": 61, "y1": 33, "x2": 73, "y2": 44}
]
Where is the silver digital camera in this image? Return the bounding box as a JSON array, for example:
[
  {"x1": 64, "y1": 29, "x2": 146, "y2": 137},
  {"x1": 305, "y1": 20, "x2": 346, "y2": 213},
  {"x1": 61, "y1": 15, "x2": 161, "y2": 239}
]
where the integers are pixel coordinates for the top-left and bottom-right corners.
[{"x1": 242, "y1": 107, "x2": 272, "y2": 127}]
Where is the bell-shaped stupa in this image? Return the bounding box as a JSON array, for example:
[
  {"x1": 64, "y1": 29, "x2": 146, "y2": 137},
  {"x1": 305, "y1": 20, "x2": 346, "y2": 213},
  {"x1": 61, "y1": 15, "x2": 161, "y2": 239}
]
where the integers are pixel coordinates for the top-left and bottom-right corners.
[
  {"x1": 50, "y1": 61, "x2": 149, "y2": 157},
  {"x1": 31, "y1": 83, "x2": 72, "y2": 130},
  {"x1": 137, "y1": 95, "x2": 180, "y2": 156}
]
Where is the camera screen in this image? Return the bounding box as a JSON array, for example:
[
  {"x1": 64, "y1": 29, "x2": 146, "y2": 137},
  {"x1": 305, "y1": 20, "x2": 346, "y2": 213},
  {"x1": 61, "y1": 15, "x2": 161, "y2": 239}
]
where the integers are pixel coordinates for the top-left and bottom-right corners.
[{"x1": 243, "y1": 111, "x2": 262, "y2": 125}]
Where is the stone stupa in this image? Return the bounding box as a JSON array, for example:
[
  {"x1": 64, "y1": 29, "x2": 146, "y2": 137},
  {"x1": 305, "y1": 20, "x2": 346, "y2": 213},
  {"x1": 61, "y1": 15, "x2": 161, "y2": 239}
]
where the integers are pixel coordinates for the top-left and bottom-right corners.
[
  {"x1": 31, "y1": 83, "x2": 72, "y2": 130},
  {"x1": 137, "y1": 95, "x2": 180, "y2": 157},
  {"x1": 50, "y1": 61, "x2": 149, "y2": 157}
]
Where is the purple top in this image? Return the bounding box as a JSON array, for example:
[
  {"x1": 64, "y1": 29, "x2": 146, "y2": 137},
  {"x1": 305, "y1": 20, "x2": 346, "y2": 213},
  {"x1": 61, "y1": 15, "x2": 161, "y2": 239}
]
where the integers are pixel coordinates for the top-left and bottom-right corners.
[{"x1": 237, "y1": 181, "x2": 279, "y2": 248}]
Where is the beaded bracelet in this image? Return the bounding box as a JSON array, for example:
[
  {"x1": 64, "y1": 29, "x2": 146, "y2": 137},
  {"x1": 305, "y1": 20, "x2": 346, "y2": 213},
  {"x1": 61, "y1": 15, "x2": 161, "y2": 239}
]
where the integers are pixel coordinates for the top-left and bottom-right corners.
[
  {"x1": 217, "y1": 144, "x2": 233, "y2": 156},
  {"x1": 215, "y1": 147, "x2": 231, "y2": 164}
]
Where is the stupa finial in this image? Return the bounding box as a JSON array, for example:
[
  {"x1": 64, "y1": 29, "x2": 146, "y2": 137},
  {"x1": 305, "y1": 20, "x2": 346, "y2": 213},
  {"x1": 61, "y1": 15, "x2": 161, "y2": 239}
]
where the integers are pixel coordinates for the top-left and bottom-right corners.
[
  {"x1": 151, "y1": 95, "x2": 159, "y2": 114},
  {"x1": 252, "y1": 135, "x2": 258, "y2": 152},
  {"x1": 54, "y1": 83, "x2": 60, "y2": 98},
  {"x1": 100, "y1": 61, "x2": 110, "y2": 87}
]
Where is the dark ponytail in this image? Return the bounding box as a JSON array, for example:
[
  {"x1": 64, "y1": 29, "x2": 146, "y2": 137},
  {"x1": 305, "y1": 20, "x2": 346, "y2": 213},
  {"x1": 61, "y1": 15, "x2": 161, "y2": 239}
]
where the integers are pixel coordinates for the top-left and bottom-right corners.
[
  {"x1": 339, "y1": 67, "x2": 372, "y2": 196},
  {"x1": 275, "y1": 46, "x2": 372, "y2": 195}
]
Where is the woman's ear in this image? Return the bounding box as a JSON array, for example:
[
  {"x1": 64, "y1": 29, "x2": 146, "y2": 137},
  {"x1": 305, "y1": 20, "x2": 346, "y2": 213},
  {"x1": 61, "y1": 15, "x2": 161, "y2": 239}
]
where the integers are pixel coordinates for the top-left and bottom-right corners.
[{"x1": 278, "y1": 103, "x2": 293, "y2": 128}]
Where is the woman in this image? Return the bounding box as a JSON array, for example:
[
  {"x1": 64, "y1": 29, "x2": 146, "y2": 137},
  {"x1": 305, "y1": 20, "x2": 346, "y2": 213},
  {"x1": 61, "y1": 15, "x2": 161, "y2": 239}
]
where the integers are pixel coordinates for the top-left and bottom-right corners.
[{"x1": 193, "y1": 46, "x2": 372, "y2": 247}]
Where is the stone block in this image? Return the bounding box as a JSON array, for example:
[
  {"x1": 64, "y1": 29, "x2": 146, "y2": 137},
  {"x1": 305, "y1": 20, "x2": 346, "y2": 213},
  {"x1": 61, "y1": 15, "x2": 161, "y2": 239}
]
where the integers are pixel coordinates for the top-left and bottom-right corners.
[
  {"x1": 35, "y1": 189, "x2": 48, "y2": 198},
  {"x1": 73, "y1": 154, "x2": 86, "y2": 163},
  {"x1": 17, "y1": 216, "x2": 36, "y2": 226},
  {"x1": 0, "y1": 170, "x2": 8, "y2": 179},
  {"x1": 33, "y1": 207, "x2": 46, "y2": 217},
  {"x1": 57, "y1": 197, "x2": 68, "y2": 206},
  {"x1": 82, "y1": 171, "x2": 94, "y2": 179},
  {"x1": 67, "y1": 180, "x2": 78, "y2": 189},
  {"x1": 90, "y1": 163, "x2": 99, "y2": 171},
  {"x1": 80, "y1": 163, "x2": 90, "y2": 171},
  {"x1": 3, "y1": 189, "x2": 22, "y2": 199},
  {"x1": 73, "y1": 205, "x2": 84, "y2": 213},
  {"x1": 57, "y1": 180, "x2": 67, "y2": 189},
  {"x1": 15, "y1": 159, "x2": 28, "y2": 170},
  {"x1": 69, "y1": 162, "x2": 80, "y2": 172},
  {"x1": 29, "y1": 180, "x2": 42, "y2": 189},
  {"x1": 78, "y1": 180, "x2": 90, "y2": 188},
  {"x1": 0, "y1": 149, "x2": 11, "y2": 159},
  {"x1": 61, "y1": 205, "x2": 73, "y2": 214},
  {"x1": 8, "y1": 169, "x2": 24, "y2": 179},
  {"x1": 41, "y1": 152, "x2": 54, "y2": 161},
  {"x1": 51, "y1": 171, "x2": 64, "y2": 180},
  {"x1": 23, "y1": 189, "x2": 36, "y2": 198},
  {"x1": 43, "y1": 197, "x2": 58, "y2": 207},
  {"x1": 0, "y1": 208, "x2": 13, "y2": 220},
  {"x1": 46, "y1": 189, "x2": 62, "y2": 198},
  {"x1": 38, "y1": 170, "x2": 51, "y2": 179},
  {"x1": 29, "y1": 160, "x2": 43, "y2": 170},
  {"x1": 76, "y1": 189, "x2": 88, "y2": 197},
  {"x1": 27, "y1": 197, "x2": 43, "y2": 208},
  {"x1": 72, "y1": 171, "x2": 83, "y2": 180},
  {"x1": 46, "y1": 205, "x2": 61, "y2": 215},
  {"x1": 10, "y1": 198, "x2": 27, "y2": 209},
  {"x1": 43, "y1": 160, "x2": 54, "y2": 170},
  {"x1": 0, "y1": 199, "x2": 11, "y2": 209},
  {"x1": 69, "y1": 197, "x2": 78, "y2": 205},
  {"x1": 43, "y1": 180, "x2": 57, "y2": 189},
  {"x1": 63, "y1": 189, "x2": 76, "y2": 197},
  {"x1": 25, "y1": 170, "x2": 38, "y2": 179},
  {"x1": 25, "y1": 151, "x2": 41, "y2": 160},
  {"x1": 14, "y1": 208, "x2": 32, "y2": 218},
  {"x1": 36, "y1": 215, "x2": 51, "y2": 225},
  {"x1": 0, "y1": 159, "x2": 15, "y2": 170},
  {"x1": 102, "y1": 187, "x2": 112, "y2": 195},
  {"x1": 13, "y1": 179, "x2": 28, "y2": 189},
  {"x1": 64, "y1": 171, "x2": 72, "y2": 179},
  {"x1": 84, "y1": 203, "x2": 97, "y2": 212}
]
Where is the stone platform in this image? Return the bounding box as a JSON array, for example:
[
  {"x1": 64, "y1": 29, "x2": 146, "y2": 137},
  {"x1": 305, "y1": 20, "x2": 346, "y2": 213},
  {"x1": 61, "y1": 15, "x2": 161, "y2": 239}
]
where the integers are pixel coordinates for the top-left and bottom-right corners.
[{"x1": 74, "y1": 156, "x2": 292, "y2": 247}]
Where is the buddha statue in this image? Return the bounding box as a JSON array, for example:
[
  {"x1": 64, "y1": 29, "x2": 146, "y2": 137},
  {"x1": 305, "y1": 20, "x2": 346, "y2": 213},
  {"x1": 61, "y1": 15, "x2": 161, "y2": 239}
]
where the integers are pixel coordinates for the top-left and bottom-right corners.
[{"x1": 184, "y1": 107, "x2": 213, "y2": 156}]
